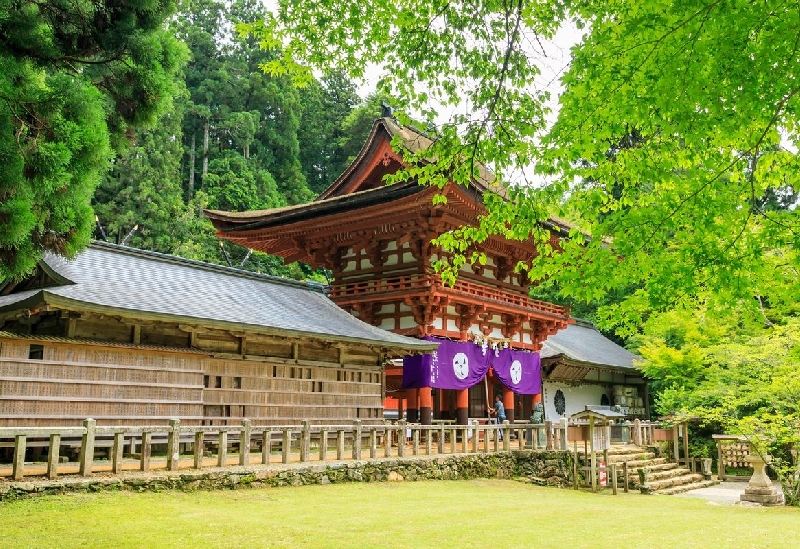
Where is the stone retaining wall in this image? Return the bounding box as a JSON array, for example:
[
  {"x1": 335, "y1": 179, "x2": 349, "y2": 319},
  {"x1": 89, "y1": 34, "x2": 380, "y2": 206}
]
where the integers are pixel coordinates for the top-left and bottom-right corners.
[{"x1": 0, "y1": 450, "x2": 573, "y2": 502}]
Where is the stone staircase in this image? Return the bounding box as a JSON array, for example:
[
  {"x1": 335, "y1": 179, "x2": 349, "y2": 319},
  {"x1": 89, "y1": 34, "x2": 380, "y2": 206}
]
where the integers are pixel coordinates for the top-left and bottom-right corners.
[{"x1": 577, "y1": 444, "x2": 720, "y2": 495}]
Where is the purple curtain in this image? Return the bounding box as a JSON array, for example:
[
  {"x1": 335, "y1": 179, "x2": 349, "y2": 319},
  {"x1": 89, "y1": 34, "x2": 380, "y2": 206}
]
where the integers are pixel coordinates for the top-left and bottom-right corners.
[
  {"x1": 402, "y1": 338, "x2": 490, "y2": 390},
  {"x1": 490, "y1": 348, "x2": 542, "y2": 395}
]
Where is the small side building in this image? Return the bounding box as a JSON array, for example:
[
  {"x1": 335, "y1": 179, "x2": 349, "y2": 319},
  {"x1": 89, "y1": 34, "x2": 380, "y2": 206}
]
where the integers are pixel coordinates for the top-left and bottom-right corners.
[
  {"x1": 540, "y1": 320, "x2": 647, "y2": 421},
  {"x1": 0, "y1": 242, "x2": 434, "y2": 427}
]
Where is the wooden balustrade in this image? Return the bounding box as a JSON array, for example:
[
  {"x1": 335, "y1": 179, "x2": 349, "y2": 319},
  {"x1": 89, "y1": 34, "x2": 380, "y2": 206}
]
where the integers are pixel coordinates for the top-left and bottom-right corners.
[{"x1": 0, "y1": 419, "x2": 570, "y2": 481}]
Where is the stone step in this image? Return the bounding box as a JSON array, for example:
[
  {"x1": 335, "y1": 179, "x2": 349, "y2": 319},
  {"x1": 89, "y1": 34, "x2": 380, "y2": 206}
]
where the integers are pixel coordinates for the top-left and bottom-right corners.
[
  {"x1": 612, "y1": 457, "x2": 668, "y2": 469},
  {"x1": 643, "y1": 473, "x2": 704, "y2": 491},
  {"x1": 575, "y1": 451, "x2": 659, "y2": 463},
  {"x1": 604, "y1": 452, "x2": 657, "y2": 464},
  {"x1": 655, "y1": 479, "x2": 720, "y2": 495},
  {"x1": 641, "y1": 466, "x2": 694, "y2": 482}
]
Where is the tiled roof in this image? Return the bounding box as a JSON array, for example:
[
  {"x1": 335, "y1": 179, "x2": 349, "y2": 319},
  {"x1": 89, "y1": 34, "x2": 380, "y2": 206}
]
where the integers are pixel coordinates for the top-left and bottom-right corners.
[
  {"x1": 540, "y1": 320, "x2": 639, "y2": 370},
  {"x1": 0, "y1": 243, "x2": 436, "y2": 353}
]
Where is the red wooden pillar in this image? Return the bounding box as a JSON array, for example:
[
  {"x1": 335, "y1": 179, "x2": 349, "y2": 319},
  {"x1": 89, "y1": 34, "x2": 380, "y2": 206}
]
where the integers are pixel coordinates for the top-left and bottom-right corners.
[
  {"x1": 406, "y1": 389, "x2": 419, "y2": 423},
  {"x1": 456, "y1": 389, "x2": 469, "y2": 426},
  {"x1": 503, "y1": 387, "x2": 515, "y2": 423},
  {"x1": 532, "y1": 393, "x2": 542, "y2": 404},
  {"x1": 419, "y1": 387, "x2": 433, "y2": 425}
]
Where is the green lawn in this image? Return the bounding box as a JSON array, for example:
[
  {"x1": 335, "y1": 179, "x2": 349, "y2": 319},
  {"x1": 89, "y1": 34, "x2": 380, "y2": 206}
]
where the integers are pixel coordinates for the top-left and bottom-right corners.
[{"x1": 1, "y1": 480, "x2": 797, "y2": 548}]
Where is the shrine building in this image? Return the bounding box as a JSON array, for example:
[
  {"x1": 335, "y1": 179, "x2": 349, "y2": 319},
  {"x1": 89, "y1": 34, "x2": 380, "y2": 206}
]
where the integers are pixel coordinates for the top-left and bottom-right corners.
[{"x1": 206, "y1": 117, "x2": 579, "y2": 426}]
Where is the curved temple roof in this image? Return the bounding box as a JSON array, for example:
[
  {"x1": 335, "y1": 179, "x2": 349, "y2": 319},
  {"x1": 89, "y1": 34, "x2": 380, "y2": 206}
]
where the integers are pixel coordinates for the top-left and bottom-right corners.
[
  {"x1": 0, "y1": 242, "x2": 436, "y2": 354},
  {"x1": 540, "y1": 320, "x2": 640, "y2": 370}
]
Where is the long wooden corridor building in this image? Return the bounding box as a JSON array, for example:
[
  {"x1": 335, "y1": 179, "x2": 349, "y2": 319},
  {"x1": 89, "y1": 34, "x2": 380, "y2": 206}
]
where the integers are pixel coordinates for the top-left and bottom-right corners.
[{"x1": 0, "y1": 243, "x2": 433, "y2": 427}]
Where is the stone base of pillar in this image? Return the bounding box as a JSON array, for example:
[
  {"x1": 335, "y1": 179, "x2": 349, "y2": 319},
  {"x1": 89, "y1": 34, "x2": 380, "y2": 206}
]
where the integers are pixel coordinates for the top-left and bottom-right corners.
[
  {"x1": 419, "y1": 407, "x2": 432, "y2": 425},
  {"x1": 456, "y1": 408, "x2": 468, "y2": 427},
  {"x1": 740, "y1": 486, "x2": 785, "y2": 506}
]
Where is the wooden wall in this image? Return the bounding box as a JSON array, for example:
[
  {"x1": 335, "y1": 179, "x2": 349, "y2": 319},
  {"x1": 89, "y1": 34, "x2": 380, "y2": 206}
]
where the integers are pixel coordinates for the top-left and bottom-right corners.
[
  {"x1": 0, "y1": 310, "x2": 387, "y2": 427},
  {"x1": 0, "y1": 337, "x2": 203, "y2": 427}
]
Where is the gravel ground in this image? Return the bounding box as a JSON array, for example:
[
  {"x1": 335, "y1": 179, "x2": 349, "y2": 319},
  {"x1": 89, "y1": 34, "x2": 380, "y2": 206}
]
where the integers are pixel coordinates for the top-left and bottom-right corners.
[{"x1": 676, "y1": 481, "x2": 785, "y2": 505}]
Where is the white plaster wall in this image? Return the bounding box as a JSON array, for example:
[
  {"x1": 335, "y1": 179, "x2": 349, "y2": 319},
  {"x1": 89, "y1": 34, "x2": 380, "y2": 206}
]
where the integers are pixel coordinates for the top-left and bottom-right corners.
[
  {"x1": 379, "y1": 318, "x2": 396, "y2": 330},
  {"x1": 542, "y1": 381, "x2": 610, "y2": 421},
  {"x1": 399, "y1": 315, "x2": 417, "y2": 330}
]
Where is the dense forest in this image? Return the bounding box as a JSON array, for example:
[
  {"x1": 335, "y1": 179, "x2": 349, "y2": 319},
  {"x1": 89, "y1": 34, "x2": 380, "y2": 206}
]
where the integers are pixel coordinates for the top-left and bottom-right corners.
[{"x1": 85, "y1": 0, "x2": 385, "y2": 280}]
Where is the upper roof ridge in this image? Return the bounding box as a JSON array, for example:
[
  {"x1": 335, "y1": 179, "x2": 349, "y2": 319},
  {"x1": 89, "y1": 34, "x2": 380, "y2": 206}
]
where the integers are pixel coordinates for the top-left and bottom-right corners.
[{"x1": 86, "y1": 241, "x2": 327, "y2": 294}]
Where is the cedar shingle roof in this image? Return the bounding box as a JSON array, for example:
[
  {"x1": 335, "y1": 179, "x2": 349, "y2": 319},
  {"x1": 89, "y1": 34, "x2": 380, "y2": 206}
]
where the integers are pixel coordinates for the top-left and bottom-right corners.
[
  {"x1": 540, "y1": 320, "x2": 639, "y2": 370},
  {"x1": 0, "y1": 242, "x2": 436, "y2": 353}
]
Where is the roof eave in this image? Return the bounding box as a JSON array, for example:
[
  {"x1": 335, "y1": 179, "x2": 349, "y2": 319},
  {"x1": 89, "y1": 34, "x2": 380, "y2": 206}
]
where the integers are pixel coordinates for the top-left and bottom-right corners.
[
  {"x1": 542, "y1": 352, "x2": 642, "y2": 374},
  {"x1": 6, "y1": 291, "x2": 437, "y2": 354}
]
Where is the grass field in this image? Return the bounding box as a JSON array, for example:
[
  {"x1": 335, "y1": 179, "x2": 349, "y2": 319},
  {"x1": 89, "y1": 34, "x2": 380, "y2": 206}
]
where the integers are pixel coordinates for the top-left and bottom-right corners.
[{"x1": 1, "y1": 480, "x2": 797, "y2": 549}]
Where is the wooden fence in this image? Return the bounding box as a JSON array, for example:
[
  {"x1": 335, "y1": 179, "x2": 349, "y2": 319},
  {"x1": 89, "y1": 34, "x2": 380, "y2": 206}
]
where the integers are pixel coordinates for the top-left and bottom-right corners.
[{"x1": 0, "y1": 419, "x2": 569, "y2": 481}]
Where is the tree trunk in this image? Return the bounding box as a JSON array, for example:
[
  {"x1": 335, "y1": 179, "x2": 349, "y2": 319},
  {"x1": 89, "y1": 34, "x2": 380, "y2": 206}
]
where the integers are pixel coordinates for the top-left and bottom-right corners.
[
  {"x1": 202, "y1": 119, "x2": 209, "y2": 182},
  {"x1": 188, "y1": 132, "x2": 196, "y2": 200}
]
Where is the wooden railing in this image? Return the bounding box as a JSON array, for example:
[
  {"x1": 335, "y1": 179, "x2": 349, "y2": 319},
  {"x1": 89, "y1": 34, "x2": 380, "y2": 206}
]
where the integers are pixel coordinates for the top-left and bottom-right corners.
[
  {"x1": 332, "y1": 273, "x2": 569, "y2": 318},
  {"x1": 0, "y1": 419, "x2": 569, "y2": 481}
]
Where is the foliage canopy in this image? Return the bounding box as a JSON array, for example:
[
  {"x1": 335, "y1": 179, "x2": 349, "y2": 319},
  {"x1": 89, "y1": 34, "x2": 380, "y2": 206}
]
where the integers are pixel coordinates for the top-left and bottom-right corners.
[
  {"x1": 0, "y1": 0, "x2": 186, "y2": 280},
  {"x1": 255, "y1": 0, "x2": 800, "y2": 330}
]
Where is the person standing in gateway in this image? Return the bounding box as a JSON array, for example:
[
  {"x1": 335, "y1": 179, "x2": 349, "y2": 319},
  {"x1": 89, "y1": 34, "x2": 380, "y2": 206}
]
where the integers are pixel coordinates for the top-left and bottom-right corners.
[{"x1": 492, "y1": 394, "x2": 506, "y2": 440}]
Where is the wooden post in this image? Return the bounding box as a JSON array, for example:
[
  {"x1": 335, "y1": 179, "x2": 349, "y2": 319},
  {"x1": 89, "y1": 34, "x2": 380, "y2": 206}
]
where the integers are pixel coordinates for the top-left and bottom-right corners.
[
  {"x1": 682, "y1": 421, "x2": 690, "y2": 469},
  {"x1": 112, "y1": 432, "x2": 124, "y2": 474},
  {"x1": 425, "y1": 427, "x2": 432, "y2": 455},
  {"x1": 438, "y1": 424, "x2": 445, "y2": 454},
  {"x1": 502, "y1": 421, "x2": 511, "y2": 452},
  {"x1": 623, "y1": 461, "x2": 629, "y2": 493},
  {"x1": 218, "y1": 430, "x2": 228, "y2": 467},
  {"x1": 384, "y1": 427, "x2": 392, "y2": 457},
  {"x1": 471, "y1": 421, "x2": 479, "y2": 453},
  {"x1": 141, "y1": 431, "x2": 152, "y2": 471},
  {"x1": 240, "y1": 419, "x2": 252, "y2": 466},
  {"x1": 611, "y1": 463, "x2": 618, "y2": 495},
  {"x1": 195, "y1": 431, "x2": 205, "y2": 469},
  {"x1": 337, "y1": 429, "x2": 345, "y2": 460},
  {"x1": 419, "y1": 386, "x2": 433, "y2": 425},
  {"x1": 48, "y1": 433, "x2": 61, "y2": 480},
  {"x1": 167, "y1": 418, "x2": 180, "y2": 471},
  {"x1": 450, "y1": 427, "x2": 457, "y2": 454},
  {"x1": 320, "y1": 428, "x2": 329, "y2": 461},
  {"x1": 573, "y1": 440, "x2": 578, "y2": 490},
  {"x1": 462, "y1": 426, "x2": 469, "y2": 453},
  {"x1": 398, "y1": 421, "x2": 406, "y2": 457},
  {"x1": 545, "y1": 420, "x2": 554, "y2": 450},
  {"x1": 352, "y1": 420, "x2": 362, "y2": 460},
  {"x1": 561, "y1": 418, "x2": 569, "y2": 450},
  {"x1": 370, "y1": 428, "x2": 377, "y2": 458},
  {"x1": 632, "y1": 419, "x2": 642, "y2": 446},
  {"x1": 673, "y1": 424, "x2": 680, "y2": 463},
  {"x1": 79, "y1": 418, "x2": 96, "y2": 476},
  {"x1": 13, "y1": 434, "x2": 26, "y2": 481},
  {"x1": 717, "y1": 441, "x2": 725, "y2": 480},
  {"x1": 456, "y1": 388, "x2": 469, "y2": 427},
  {"x1": 413, "y1": 428, "x2": 420, "y2": 455},
  {"x1": 262, "y1": 430, "x2": 271, "y2": 465},
  {"x1": 281, "y1": 429, "x2": 291, "y2": 464},
  {"x1": 589, "y1": 416, "x2": 597, "y2": 493},
  {"x1": 301, "y1": 420, "x2": 311, "y2": 463}
]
